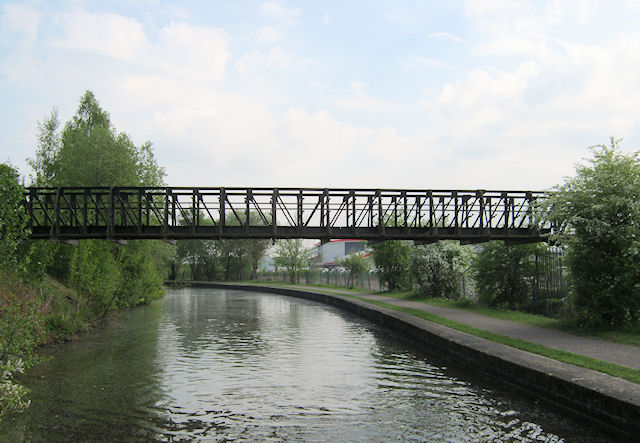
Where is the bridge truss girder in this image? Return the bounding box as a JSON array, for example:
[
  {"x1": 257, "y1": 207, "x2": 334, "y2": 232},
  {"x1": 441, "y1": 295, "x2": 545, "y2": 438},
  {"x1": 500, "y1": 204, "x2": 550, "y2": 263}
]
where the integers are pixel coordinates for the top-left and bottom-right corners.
[{"x1": 23, "y1": 187, "x2": 550, "y2": 243}]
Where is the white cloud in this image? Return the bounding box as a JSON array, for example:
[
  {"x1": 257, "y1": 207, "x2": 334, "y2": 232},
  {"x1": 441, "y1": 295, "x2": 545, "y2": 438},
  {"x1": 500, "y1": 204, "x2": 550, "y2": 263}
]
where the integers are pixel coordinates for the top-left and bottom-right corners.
[
  {"x1": 432, "y1": 61, "x2": 540, "y2": 128},
  {"x1": 258, "y1": 2, "x2": 301, "y2": 24},
  {"x1": 1, "y1": 3, "x2": 42, "y2": 84},
  {"x1": 153, "y1": 22, "x2": 229, "y2": 83},
  {"x1": 408, "y1": 56, "x2": 452, "y2": 70},
  {"x1": 427, "y1": 32, "x2": 466, "y2": 45},
  {"x1": 50, "y1": 10, "x2": 148, "y2": 62},
  {"x1": 254, "y1": 25, "x2": 281, "y2": 43},
  {"x1": 330, "y1": 81, "x2": 397, "y2": 113},
  {"x1": 235, "y1": 46, "x2": 311, "y2": 78},
  {"x1": 48, "y1": 11, "x2": 228, "y2": 83},
  {"x1": 1, "y1": 2, "x2": 40, "y2": 44}
]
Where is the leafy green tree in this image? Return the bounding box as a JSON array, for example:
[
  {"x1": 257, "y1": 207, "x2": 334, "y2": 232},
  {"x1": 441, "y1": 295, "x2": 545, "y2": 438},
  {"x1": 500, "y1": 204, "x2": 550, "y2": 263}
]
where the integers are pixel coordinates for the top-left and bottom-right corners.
[
  {"x1": 28, "y1": 91, "x2": 168, "y2": 316},
  {"x1": 0, "y1": 164, "x2": 28, "y2": 277},
  {"x1": 28, "y1": 110, "x2": 61, "y2": 186},
  {"x1": 473, "y1": 241, "x2": 546, "y2": 308},
  {"x1": 339, "y1": 252, "x2": 371, "y2": 288},
  {"x1": 411, "y1": 241, "x2": 473, "y2": 299},
  {"x1": 273, "y1": 239, "x2": 310, "y2": 283},
  {"x1": 370, "y1": 240, "x2": 413, "y2": 291},
  {"x1": 546, "y1": 139, "x2": 640, "y2": 326},
  {"x1": 174, "y1": 210, "x2": 270, "y2": 281},
  {"x1": 176, "y1": 239, "x2": 221, "y2": 280}
]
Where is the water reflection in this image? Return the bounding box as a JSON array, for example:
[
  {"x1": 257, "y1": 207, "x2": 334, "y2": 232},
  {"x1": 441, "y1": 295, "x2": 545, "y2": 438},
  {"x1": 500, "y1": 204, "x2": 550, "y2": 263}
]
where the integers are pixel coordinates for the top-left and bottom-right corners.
[{"x1": 1, "y1": 287, "x2": 612, "y2": 441}]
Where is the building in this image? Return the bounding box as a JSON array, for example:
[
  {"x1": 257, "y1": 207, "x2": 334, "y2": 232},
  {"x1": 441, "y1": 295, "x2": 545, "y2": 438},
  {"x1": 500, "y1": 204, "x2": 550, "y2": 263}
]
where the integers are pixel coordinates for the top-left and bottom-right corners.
[{"x1": 311, "y1": 239, "x2": 369, "y2": 268}]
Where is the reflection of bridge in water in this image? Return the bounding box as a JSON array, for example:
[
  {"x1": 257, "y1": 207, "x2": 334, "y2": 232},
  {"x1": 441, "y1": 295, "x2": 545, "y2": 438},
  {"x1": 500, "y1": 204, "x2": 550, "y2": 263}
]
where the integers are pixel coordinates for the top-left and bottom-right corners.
[{"x1": 23, "y1": 187, "x2": 549, "y2": 244}]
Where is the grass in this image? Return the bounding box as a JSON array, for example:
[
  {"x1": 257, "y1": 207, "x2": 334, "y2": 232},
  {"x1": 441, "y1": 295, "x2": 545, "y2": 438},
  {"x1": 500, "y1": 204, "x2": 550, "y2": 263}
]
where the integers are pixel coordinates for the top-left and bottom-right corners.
[
  {"x1": 383, "y1": 291, "x2": 564, "y2": 328},
  {"x1": 36, "y1": 276, "x2": 90, "y2": 342},
  {"x1": 373, "y1": 290, "x2": 640, "y2": 347}
]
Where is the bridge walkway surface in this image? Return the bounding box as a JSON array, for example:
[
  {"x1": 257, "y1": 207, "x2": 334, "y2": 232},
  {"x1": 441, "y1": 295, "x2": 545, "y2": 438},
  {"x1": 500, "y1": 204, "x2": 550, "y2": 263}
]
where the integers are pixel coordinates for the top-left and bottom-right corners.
[{"x1": 288, "y1": 285, "x2": 640, "y2": 370}]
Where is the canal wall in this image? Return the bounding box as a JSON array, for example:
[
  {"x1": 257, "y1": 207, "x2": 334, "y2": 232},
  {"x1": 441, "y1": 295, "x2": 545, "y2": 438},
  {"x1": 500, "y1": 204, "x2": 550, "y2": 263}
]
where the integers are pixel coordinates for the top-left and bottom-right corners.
[{"x1": 183, "y1": 282, "x2": 640, "y2": 438}]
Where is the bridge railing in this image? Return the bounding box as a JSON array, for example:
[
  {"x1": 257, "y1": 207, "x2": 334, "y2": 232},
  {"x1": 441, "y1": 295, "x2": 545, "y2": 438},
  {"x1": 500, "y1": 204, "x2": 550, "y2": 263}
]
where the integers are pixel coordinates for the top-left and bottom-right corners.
[{"x1": 23, "y1": 187, "x2": 550, "y2": 242}]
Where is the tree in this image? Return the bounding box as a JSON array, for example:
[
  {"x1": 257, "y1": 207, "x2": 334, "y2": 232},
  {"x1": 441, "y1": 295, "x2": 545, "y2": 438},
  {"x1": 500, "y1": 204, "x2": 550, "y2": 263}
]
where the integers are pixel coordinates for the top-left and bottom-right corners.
[
  {"x1": 339, "y1": 253, "x2": 371, "y2": 288},
  {"x1": 174, "y1": 211, "x2": 270, "y2": 282},
  {"x1": 0, "y1": 164, "x2": 28, "y2": 277},
  {"x1": 28, "y1": 91, "x2": 168, "y2": 316},
  {"x1": 411, "y1": 241, "x2": 473, "y2": 299},
  {"x1": 546, "y1": 139, "x2": 640, "y2": 326},
  {"x1": 473, "y1": 241, "x2": 546, "y2": 308},
  {"x1": 176, "y1": 239, "x2": 221, "y2": 280},
  {"x1": 273, "y1": 239, "x2": 310, "y2": 283},
  {"x1": 370, "y1": 240, "x2": 412, "y2": 291}
]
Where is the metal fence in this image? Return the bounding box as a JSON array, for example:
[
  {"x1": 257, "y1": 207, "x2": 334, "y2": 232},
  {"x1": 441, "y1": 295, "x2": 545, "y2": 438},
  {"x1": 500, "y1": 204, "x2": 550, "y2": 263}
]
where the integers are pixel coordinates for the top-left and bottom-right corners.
[
  {"x1": 532, "y1": 247, "x2": 568, "y2": 316},
  {"x1": 257, "y1": 269, "x2": 383, "y2": 292}
]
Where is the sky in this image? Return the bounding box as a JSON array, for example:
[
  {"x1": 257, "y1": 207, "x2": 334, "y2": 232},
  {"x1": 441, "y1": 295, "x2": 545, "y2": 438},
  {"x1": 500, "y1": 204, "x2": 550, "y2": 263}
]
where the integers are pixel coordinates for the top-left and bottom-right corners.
[{"x1": 1, "y1": 0, "x2": 640, "y2": 191}]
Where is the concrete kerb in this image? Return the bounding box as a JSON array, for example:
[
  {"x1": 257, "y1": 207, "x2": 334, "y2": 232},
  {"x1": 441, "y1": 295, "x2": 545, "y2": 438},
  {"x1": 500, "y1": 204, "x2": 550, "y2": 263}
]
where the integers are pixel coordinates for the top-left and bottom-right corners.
[{"x1": 183, "y1": 282, "x2": 640, "y2": 438}]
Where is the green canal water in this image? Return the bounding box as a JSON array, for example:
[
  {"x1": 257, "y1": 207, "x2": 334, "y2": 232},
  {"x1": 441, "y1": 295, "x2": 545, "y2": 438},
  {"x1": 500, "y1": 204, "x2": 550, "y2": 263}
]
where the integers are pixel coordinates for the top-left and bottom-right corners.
[{"x1": 1, "y1": 287, "x2": 612, "y2": 441}]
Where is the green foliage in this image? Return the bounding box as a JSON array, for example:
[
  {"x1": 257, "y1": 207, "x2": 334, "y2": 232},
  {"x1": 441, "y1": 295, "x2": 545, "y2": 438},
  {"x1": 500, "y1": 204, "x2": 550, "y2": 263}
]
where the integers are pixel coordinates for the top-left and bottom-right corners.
[
  {"x1": 473, "y1": 241, "x2": 547, "y2": 308},
  {"x1": 176, "y1": 239, "x2": 221, "y2": 280},
  {"x1": 28, "y1": 110, "x2": 61, "y2": 186},
  {"x1": 0, "y1": 164, "x2": 50, "y2": 420},
  {"x1": 338, "y1": 253, "x2": 371, "y2": 287},
  {"x1": 217, "y1": 238, "x2": 270, "y2": 281},
  {"x1": 411, "y1": 241, "x2": 473, "y2": 299},
  {"x1": 68, "y1": 240, "x2": 122, "y2": 316},
  {"x1": 0, "y1": 164, "x2": 28, "y2": 277},
  {"x1": 546, "y1": 139, "x2": 640, "y2": 327},
  {"x1": 0, "y1": 163, "x2": 49, "y2": 285},
  {"x1": 273, "y1": 239, "x2": 310, "y2": 283},
  {"x1": 28, "y1": 90, "x2": 168, "y2": 318},
  {"x1": 0, "y1": 288, "x2": 46, "y2": 421},
  {"x1": 116, "y1": 240, "x2": 169, "y2": 307},
  {"x1": 174, "y1": 212, "x2": 270, "y2": 282},
  {"x1": 370, "y1": 240, "x2": 413, "y2": 291}
]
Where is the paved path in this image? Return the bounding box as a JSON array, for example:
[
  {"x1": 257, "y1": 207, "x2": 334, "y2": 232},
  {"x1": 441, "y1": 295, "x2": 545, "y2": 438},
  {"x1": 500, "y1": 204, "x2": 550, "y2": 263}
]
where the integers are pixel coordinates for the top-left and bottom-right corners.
[{"x1": 289, "y1": 285, "x2": 640, "y2": 370}]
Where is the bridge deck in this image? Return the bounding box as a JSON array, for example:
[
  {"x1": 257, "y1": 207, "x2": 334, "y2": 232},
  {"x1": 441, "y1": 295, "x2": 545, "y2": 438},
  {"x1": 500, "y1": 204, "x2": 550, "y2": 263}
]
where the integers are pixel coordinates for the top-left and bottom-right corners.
[{"x1": 23, "y1": 187, "x2": 549, "y2": 243}]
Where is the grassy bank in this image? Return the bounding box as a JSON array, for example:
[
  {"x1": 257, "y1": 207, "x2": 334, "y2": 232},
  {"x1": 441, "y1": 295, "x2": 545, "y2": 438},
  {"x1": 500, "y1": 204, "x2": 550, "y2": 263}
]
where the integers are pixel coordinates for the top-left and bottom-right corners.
[
  {"x1": 378, "y1": 290, "x2": 640, "y2": 347},
  {"x1": 1, "y1": 274, "x2": 98, "y2": 351}
]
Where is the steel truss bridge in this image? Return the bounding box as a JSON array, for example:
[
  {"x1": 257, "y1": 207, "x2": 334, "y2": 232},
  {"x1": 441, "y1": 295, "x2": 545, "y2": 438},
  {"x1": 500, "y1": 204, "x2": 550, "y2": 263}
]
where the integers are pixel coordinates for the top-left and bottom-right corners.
[{"x1": 22, "y1": 187, "x2": 550, "y2": 244}]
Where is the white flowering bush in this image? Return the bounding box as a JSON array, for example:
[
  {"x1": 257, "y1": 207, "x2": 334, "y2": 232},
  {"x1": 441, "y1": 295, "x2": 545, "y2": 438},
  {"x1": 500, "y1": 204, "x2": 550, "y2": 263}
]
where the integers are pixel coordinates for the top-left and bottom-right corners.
[{"x1": 0, "y1": 359, "x2": 30, "y2": 420}]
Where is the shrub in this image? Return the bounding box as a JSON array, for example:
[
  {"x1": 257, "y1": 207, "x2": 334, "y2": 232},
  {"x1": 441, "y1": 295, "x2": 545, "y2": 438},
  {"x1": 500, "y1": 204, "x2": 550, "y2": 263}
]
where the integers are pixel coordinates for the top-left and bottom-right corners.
[
  {"x1": 473, "y1": 241, "x2": 546, "y2": 309},
  {"x1": 411, "y1": 241, "x2": 472, "y2": 299},
  {"x1": 546, "y1": 139, "x2": 640, "y2": 327}
]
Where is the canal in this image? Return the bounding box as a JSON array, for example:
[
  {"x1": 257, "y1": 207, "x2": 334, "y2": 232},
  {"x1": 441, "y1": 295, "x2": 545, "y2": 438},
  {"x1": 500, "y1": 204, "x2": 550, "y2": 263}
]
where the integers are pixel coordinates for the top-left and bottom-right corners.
[{"x1": 1, "y1": 287, "x2": 611, "y2": 441}]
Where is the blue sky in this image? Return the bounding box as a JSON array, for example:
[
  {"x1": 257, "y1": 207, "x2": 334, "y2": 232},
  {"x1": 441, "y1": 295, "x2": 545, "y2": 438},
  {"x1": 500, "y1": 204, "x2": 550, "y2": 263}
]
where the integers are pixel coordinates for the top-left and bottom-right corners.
[{"x1": 1, "y1": 0, "x2": 640, "y2": 189}]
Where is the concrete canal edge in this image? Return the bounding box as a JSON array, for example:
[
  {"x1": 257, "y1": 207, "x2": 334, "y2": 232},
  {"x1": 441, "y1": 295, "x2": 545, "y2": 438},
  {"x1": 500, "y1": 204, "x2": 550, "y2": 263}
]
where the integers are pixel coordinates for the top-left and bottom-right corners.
[{"x1": 179, "y1": 282, "x2": 640, "y2": 438}]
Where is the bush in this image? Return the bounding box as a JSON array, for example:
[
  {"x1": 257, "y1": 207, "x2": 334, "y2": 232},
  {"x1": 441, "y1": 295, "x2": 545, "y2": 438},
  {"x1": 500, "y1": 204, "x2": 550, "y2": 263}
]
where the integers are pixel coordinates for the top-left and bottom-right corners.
[
  {"x1": 370, "y1": 240, "x2": 413, "y2": 291},
  {"x1": 411, "y1": 241, "x2": 472, "y2": 299},
  {"x1": 473, "y1": 241, "x2": 547, "y2": 309},
  {"x1": 546, "y1": 139, "x2": 640, "y2": 327},
  {"x1": 339, "y1": 253, "x2": 371, "y2": 288}
]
